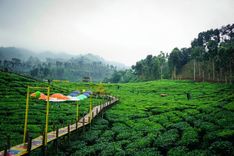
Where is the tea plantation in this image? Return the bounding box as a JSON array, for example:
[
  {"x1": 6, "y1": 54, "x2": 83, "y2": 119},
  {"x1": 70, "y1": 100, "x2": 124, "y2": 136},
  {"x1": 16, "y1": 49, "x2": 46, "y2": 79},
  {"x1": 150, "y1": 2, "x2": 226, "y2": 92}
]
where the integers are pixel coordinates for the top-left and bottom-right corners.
[
  {"x1": 1, "y1": 71, "x2": 234, "y2": 155},
  {"x1": 56, "y1": 80, "x2": 234, "y2": 155},
  {"x1": 0, "y1": 71, "x2": 104, "y2": 150}
]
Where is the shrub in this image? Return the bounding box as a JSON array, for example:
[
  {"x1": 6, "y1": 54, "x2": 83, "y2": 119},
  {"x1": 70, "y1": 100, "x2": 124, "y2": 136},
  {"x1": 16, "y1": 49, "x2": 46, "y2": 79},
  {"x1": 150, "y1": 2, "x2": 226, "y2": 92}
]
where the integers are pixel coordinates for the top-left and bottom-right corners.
[
  {"x1": 126, "y1": 133, "x2": 155, "y2": 149},
  {"x1": 223, "y1": 102, "x2": 234, "y2": 111},
  {"x1": 217, "y1": 129, "x2": 234, "y2": 140},
  {"x1": 167, "y1": 146, "x2": 188, "y2": 156},
  {"x1": 131, "y1": 119, "x2": 164, "y2": 133},
  {"x1": 164, "y1": 112, "x2": 181, "y2": 123},
  {"x1": 116, "y1": 130, "x2": 133, "y2": 140},
  {"x1": 149, "y1": 114, "x2": 170, "y2": 127},
  {"x1": 98, "y1": 130, "x2": 115, "y2": 142},
  {"x1": 194, "y1": 121, "x2": 219, "y2": 132},
  {"x1": 186, "y1": 149, "x2": 210, "y2": 156},
  {"x1": 154, "y1": 129, "x2": 179, "y2": 149},
  {"x1": 134, "y1": 148, "x2": 162, "y2": 156},
  {"x1": 169, "y1": 122, "x2": 191, "y2": 131},
  {"x1": 209, "y1": 141, "x2": 233, "y2": 155},
  {"x1": 100, "y1": 142, "x2": 122, "y2": 156},
  {"x1": 81, "y1": 130, "x2": 102, "y2": 145},
  {"x1": 179, "y1": 127, "x2": 199, "y2": 147}
]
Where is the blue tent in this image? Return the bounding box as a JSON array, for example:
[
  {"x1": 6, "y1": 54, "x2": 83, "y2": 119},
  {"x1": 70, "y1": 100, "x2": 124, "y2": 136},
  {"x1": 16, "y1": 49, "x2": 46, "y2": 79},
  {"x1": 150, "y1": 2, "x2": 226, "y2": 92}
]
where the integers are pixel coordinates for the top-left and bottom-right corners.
[
  {"x1": 68, "y1": 90, "x2": 80, "y2": 97},
  {"x1": 83, "y1": 92, "x2": 90, "y2": 97}
]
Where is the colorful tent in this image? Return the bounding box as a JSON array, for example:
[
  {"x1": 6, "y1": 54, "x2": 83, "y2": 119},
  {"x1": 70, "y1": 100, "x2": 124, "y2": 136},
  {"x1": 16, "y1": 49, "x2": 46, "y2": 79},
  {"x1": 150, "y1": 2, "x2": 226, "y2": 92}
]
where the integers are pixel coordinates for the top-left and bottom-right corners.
[
  {"x1": 77, "y1": 94, "x2": 87, "y2": 100},
  {"x1": 30, "y1": 91, "x2": 91, "y2": 102},
  {"x1": 31, "y1": 91, "x2": 48, "y2": 100},
  {"x1": 83, "y1": 92, "x2": 90, "y2": 97},
  {"x1": 49, "y1": 98, "x2": 66, "y2": 102},
  {"x1": 38, "y1": 93, "x2": 48, "y2": 100},
  {"x1": 30, "y1": 91, "x2": 41, "y2": 98},
  {"x1": 50, "y1": 93, "x2": 69, "y2": 100},
  {"x1": 68, "y1": 91, "x2": 80, "y2": 97},
  {"x1": 67, "y1": 96, "x2": 80, "y2": 101}
]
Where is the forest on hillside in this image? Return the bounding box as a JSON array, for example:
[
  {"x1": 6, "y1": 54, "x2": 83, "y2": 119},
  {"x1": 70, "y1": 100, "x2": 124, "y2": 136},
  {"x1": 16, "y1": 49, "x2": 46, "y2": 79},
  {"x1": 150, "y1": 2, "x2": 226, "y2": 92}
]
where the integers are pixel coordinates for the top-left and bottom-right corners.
[
  {"x1": 0, "y1": 49, "x2": 121, "y2": 82},
  {"x1": 106, "y1": 23, "x2": 234, "y2": 83},
  {"x1": 1, "y1": 24, "x2": 233, "y2": 83}
]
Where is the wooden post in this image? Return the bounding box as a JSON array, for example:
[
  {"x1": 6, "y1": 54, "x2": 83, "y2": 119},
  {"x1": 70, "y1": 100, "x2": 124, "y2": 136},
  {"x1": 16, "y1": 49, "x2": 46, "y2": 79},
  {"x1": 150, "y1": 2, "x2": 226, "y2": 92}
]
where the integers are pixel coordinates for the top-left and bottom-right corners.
[
  {"x1": 88, "y1": 116, "x2": 91, "y2": 129},
  {"x1": 4, "y1": 144, "x2": 7, "y2": 156},
  {"x1": 42, "y1": 131, "x2": 47, "y2": 156},
  {"x1": 82, "y1": 117, "x2": 84, "y2": 126},
  {"x1": 55, "y1": 128, "x2": 59, "y2": 154},
  {"x1": 76, "y1": 119, "x2": 78, "y2": 130},
  {"x1": 42, "y1": 131, "x2": 45, "y2": 146},
  {"x1": 26, "y1": 131, "x2": 29, "y2": 144},
  {"x1": 6, "y1": 135, "x2": 10, "y2": 150},
  {"x1": 67, "y1": 124, "x2": 70, "y2": 143},
  {"x1": 27, "y1": 137, "x2": 32, "y2": 154},
  {"x1": 82, "y1": 117, "x2": 85, "y2": 133},
  {"x1": 76, "y1": 101, "x2": 79, "y2": 121},
  {"x1": 89, "y1": 94, "x2": 92, "y2": 122}
]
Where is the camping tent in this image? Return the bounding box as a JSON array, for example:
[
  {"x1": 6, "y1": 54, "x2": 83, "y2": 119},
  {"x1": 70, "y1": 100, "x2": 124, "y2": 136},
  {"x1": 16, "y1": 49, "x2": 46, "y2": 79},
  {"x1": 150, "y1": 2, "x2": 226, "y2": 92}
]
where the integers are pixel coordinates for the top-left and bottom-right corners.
[
  {"x1": 77, "y1": 94, "x2": 87, "y2": 100},
  {"x1": 83, "y1": 92, "x2": 90, "y2": 97},
  {"x1": 68, "y1": 91, "x2": 80, "y2": 97},
  {"x1": 30, "y1": 91, "x2": 90, "y2": 102},
  {"x1": 50, "y1": 93, "x2": 69, "y2": 100}
]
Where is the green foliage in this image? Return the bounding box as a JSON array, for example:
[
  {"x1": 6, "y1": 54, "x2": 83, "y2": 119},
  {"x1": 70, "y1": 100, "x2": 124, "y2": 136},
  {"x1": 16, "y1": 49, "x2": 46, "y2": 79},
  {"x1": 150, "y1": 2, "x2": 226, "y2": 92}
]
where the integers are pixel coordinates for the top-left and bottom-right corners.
[
  {"x1": 179, "y1": 127, "x2": 199, "y2": 147},
  {"x1": 224, "y1": 102, "x2": 234, "y2": 111},
  {"x1": 0, "y1": 71, "x2": 103, "y2": 149},
  {"x1": 217, "y1": 129, "x2": 234, "y2": 139},
  {"x1": 133, "y1": 148, "x2": 162, "y2": 156},
  {"x1": 107, "y1": 52, "x2": 169, "y2": 83},
  {"x1": 104, "y1": 69, "x2": 137, "y2": 83},
  {"x1": 0, "y1": 49, "x2": 120, "y2": 81},
  {"x1": 64, "y1": 80, "x2": 234, "y2": 155},
  {"x1": 154, "y1": 129, "x2": 179, "y2": 149},
  {"x1": 1, "y1": 71, "x2": 234, "y2": 155},
  {"x1": 167, "y1": 146, "x2": 188, "y2": 156},
  {"x1": 209, "y1": 141, "x2": 234, "y2": 155}
]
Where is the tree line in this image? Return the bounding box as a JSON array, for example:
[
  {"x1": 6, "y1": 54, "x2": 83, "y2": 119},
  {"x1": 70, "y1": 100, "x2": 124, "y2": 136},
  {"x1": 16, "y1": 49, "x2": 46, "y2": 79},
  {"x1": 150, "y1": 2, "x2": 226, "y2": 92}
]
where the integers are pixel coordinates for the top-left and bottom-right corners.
[
  {"x1": 0, "y1": 54, "x2": 116, "y2": 82},
  {"x1": 105, "y1": 23, "x2": 234, "y2": 83}
]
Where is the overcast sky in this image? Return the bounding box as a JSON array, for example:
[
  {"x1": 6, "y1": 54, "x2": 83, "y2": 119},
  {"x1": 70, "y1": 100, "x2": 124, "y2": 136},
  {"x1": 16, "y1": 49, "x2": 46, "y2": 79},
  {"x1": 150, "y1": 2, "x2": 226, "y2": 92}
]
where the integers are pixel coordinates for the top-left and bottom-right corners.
[{"x1": 0, "y1": 0, "x2": 234, "y2": 66}]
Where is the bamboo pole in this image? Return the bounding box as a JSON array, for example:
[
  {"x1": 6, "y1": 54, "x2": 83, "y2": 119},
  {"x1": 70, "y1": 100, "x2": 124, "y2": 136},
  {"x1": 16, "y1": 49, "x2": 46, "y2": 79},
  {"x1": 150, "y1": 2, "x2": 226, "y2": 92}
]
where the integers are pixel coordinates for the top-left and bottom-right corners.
[
  {"x1": 23, "y1": 86, "x2": 30, "y2": 143},
  {"x1": 44, "y1": 86, "x2": 50, "y2": 145}
]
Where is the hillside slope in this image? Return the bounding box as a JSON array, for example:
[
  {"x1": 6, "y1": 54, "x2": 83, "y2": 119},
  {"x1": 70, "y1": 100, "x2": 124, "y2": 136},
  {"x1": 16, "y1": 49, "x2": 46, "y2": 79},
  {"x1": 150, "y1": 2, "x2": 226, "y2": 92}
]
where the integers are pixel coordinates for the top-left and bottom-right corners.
[
  {"x1": 0, "y1": 71, "x2": 102, "y2": 150},
  {"x1": 55, "y1": 80, "x2": 234, "y2": 155}
]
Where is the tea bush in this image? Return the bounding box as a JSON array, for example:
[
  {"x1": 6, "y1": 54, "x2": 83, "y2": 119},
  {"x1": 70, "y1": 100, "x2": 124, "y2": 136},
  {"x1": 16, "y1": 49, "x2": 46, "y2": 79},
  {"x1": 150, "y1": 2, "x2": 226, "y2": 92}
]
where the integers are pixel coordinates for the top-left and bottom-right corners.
[{"x1": 1, "y1": 71, "x2": 234, "y2": 155}]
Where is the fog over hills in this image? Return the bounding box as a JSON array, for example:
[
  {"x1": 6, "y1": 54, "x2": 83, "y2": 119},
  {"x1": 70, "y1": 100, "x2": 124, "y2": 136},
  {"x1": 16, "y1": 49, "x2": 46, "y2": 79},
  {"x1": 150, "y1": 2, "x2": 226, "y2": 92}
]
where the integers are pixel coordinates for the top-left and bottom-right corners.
[
  {"x1": 0, "y1": 47, "x2": 128, "y2": 81},
  {"x1": 0, "y1": 47, "x2": 128, "y2": 69}
]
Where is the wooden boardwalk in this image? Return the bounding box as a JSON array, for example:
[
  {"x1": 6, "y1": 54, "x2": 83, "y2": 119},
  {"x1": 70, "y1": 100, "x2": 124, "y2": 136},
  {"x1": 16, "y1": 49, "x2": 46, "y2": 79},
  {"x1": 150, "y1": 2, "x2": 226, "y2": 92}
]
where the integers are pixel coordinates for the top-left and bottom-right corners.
[{"x1": 0, "y1": 96, "x2": 118, "y2": 156}]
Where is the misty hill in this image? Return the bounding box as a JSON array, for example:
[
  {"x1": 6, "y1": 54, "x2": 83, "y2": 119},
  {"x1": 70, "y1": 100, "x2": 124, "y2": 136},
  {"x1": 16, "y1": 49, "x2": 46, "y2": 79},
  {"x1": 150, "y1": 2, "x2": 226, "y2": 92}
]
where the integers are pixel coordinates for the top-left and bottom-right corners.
[
  {"x1": 0, "y1": 47, "x2": 127, "y2": 69},
  {"x1": 0, "y1": 47, "x2": 127, "y2": 81}
]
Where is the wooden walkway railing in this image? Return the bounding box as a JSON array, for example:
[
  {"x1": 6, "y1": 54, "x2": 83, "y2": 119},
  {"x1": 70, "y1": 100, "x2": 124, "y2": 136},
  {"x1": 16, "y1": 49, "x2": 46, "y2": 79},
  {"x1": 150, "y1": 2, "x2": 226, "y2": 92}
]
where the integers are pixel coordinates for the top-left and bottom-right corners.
[{"x1": 0, "y1": 96, "x2": 118, "y2": 156}]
